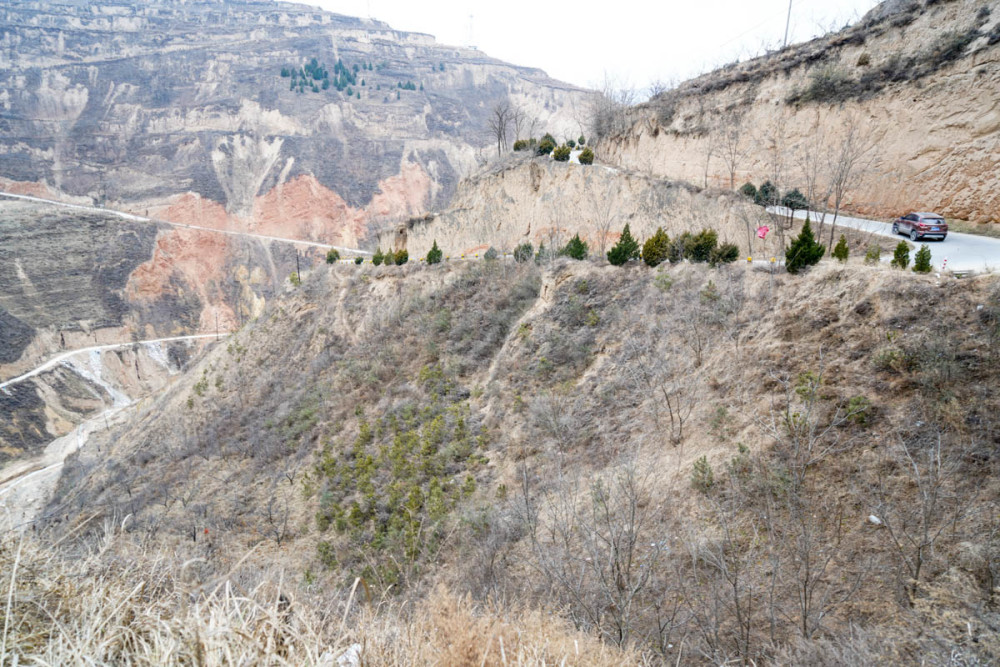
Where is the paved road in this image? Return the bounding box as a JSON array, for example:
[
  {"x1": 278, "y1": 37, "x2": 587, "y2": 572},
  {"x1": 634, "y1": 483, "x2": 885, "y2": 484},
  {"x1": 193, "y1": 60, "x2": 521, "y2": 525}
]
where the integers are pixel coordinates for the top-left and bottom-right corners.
[
  {"x1": 0, "y1": 333, "x2": 224, "y2": 393},
  {"x1": 772, "y1": 207, "x2": 1000, "y2": 272},
  {"x1": 0, "y1": 191, "x2": 371, "y2": 255}
]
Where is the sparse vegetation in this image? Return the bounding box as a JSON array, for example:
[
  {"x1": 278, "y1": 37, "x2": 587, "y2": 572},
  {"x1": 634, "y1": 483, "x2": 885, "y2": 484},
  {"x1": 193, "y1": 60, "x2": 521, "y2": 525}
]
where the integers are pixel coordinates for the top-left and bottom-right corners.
[{"x1": 513, "y1": 241, "x2": 534, "y2": 263}]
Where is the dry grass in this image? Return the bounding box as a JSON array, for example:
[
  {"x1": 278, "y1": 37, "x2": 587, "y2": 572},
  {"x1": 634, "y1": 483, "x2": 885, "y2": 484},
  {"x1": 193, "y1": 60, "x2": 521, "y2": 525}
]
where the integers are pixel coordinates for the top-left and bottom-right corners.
[{"x1": 0, "y1": 520, "x2": 640, "y2": 666}]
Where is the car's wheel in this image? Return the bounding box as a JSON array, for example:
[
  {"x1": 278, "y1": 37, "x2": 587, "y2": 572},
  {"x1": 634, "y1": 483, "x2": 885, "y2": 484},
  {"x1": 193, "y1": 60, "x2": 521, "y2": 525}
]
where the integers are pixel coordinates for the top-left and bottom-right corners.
[
  {"x1": 910, "y1": 229, "x2": 919, "y2": 241},
  {"x1": 892, "y1": 222, "x2": 899, "y2": 235}
]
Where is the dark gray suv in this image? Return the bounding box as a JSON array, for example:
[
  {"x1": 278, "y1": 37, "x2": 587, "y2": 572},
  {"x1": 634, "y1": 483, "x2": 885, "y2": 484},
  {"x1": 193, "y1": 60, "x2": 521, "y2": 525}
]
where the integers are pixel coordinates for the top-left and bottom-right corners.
[{"x1": 892, "y1": 212, "x2": 948, "y2": 241}]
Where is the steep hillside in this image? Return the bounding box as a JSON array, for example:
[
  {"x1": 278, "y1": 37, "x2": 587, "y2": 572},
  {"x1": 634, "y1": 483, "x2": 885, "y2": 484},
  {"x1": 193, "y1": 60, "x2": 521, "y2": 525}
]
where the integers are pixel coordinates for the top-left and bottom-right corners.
[
  {"x1": 34, "y1": 257, "x2": 1000, "y2": 664},
  {"x1": 602, "y1": 0, "x2": 1000, "y2": 223}
]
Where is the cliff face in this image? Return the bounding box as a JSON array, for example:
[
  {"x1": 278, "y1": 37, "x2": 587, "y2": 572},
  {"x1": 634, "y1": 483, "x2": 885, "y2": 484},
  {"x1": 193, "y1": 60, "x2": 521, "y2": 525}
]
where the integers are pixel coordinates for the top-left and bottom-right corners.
[
  {"x1": 603, "y1": 0, "x2": 1000, "y2": 223},
  {"x1": 388, "y1": 158, "x2": 782, "y2": 261},
  {"x1": 0, "y1": 0, "x2": 588, "y2": 237}
]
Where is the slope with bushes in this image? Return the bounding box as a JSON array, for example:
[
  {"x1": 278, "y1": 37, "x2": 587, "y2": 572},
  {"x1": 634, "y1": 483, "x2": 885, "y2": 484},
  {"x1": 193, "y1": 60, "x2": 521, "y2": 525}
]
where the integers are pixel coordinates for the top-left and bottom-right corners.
[{"x1": 27, "y1": 255, "x2": 1000, "y2": 664}]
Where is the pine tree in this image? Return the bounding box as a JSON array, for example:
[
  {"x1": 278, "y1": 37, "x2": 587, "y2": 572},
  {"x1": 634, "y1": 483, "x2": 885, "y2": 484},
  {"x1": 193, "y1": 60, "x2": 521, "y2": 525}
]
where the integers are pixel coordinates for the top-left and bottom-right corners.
[
  {"x1": 890, "y1": 241, "x2": 910, "y2": 269},
  {"x1": 372, "y1": 247, "x2": 385, "y2": 266},
  {"x1": 607, "y1": 224, "x2": 640, "y2": 266},
  {"x1": 832, "y1": 235, "x2": 849, "y2": 262},
  {"x1": 325, "y1": 248, "x2": 340, "y2": 264},
  {"x1": 642, "y1": 227, "x2": 671, "y2": 267},
  {"x1": 426, "y1": 240, "x2": 443, "y2": 264},
  {"x1": 912, "y1": 244, "x2": 932, "y2": 273},
  {"x1": 785, "y1": 217, "x2": 826, "y2": 274},
  {"x1": 560, "y1": 234, "x2": 588, "y2": 260}
]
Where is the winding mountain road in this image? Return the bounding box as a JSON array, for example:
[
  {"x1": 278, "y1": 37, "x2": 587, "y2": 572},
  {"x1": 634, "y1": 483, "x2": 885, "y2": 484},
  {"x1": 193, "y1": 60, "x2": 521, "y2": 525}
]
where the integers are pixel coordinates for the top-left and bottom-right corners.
[
  {"x1": 0, "y1": 191, "x2": 371, "y2": 255},
  {"x1": 0, "y1": 333, "x2": 224, "y2": 394},
  {"x1": 774, "y1": 207, "x2": 1000, "y2": 272},
  {"x1": 0, "y1": 332, "x2": 232, "y2": 530}
]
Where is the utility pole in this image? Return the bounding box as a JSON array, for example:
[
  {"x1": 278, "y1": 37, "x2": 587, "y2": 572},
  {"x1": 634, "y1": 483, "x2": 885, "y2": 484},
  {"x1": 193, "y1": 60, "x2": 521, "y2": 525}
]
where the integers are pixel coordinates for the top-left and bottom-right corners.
[{"x1": 783, "y1": 0, "x2": 793, "y2": 48}]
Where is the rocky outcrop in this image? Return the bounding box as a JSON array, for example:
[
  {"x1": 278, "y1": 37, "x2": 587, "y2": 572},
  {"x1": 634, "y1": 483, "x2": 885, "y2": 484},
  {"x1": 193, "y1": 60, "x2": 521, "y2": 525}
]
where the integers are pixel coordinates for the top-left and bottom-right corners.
[
  {"x1": 602, "y1": 0, "x2": 1000, "y2": 223},
  {"x1": 393, "y1": 157, "x2": 779, "y2": 260}
]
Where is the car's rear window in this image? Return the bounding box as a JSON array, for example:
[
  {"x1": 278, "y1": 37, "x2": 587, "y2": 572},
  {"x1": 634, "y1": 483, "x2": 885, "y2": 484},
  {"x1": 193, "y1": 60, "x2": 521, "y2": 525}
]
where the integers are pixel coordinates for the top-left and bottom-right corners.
[{"x1": 924, "y1": 217, "x2": 944, "y2": 223}]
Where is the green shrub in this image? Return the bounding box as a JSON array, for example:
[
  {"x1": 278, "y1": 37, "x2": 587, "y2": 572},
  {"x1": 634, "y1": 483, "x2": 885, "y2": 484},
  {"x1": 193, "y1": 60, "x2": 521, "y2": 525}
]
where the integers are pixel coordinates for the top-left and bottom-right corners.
[
  {"x1": 566, "y1": 139, "x2": 576, "y2": 148},
  {"x1": 383, "y1": 250, "x2": 395, "y2": 265},
  {"x1": 833, "y1": 235, "x2": 849, "y2": 262},
  {"x1": 354, "y1": 256, "x2": 363, "y2": 265},
  {"x1": 513, "y1": 139, "x2": 530, "y2": 151},
  {"x1": 394, "y1": 249, "x2": 409, "y2": 265},
  {"x1": 578, "y1": 147, "x2": 595, "y2": 165},
  {"x1": 484, "y1": 247, "x2": 499, "y2": 261},
  {"x1": 326, "y1": 248, "x2": 340, "y2": 263},
  {"x1": 890, "y1": 241, "x2": 910, "y2": 269},
  {"x1": 864, "y1": 246, "x2": 881, "y2": 265},
  {"x1": 785, "y1": 217, "x2": 826, "y2": 274},
  {"x1": 578, "y1": 135, "x2": 586, "y2": 146},
  {"x1": 691, "y1": 456, "x2": 714, "y2": 494},
  {"x1": 536, "y1": 137, "x2": 556, "y2": 156},
  {"x1": 513, "y1": 241, "x2": 534, "y2": 263},
  {"x1": 709, "y1": 242, "x2": 740, "y2": 267},
  {"x1": 790, "y1": 65, "x2": 858, "y2": 105},
  {"x1": 755, "y1": 180, "x2": 779, "y2": 206},
  {"x1": 560, "y1": 234, "x2": 588, "y2": 260},
  {"x1": 426, "y1": 240, "x2": 443, "y2": 264},
  {"x1": 642, "y1": 227, "x2": 671, "y2": 267},
  {"x1": 847, "y1": 395, "x2": 873, "y2": 426},
  {"x1": 607, "y1": 223, "x2": 640, "y2": 266},
  {"x1": 372, "y1": 247, "x2": 385, "y2": 266},
  {"x1": 289, "y1": 272, "x2": 302, "y2": 287},
  {"x1": 687, "y1": 229, "x2": 718, "y2": 263},
  {"x1": 912, "y1": 244, "x2": 932, "y2": 273},
  {"x1": 552, "y1": 144, "x2": 572, "y2": 161},
  {"x1": 781, "y1": 188, "x2": 809, "y2": 212},
  {"x1": 739, "y1": 182, "x2": 757, "y2": 199}
]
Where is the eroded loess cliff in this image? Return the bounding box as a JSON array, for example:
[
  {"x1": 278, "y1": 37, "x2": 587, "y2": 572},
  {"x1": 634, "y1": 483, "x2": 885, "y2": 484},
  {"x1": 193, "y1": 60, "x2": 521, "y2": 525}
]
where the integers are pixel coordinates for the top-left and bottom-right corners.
[
  {"x1": 0, "y1": 0, "x2": 589, "y2": 241},
  {"x1": 390, "y1": 157, "x2": 785, "y2": 261},
  {"x1": 603, "y1": 0, "x2": 1000, "y2": 223}
]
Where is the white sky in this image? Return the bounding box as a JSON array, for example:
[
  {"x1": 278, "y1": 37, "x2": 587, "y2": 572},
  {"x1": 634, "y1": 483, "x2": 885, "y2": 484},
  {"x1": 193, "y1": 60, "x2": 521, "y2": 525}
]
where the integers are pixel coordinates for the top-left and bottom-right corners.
[{"x1": 307, "y1": 0, "x2": 882, "y2": 94}]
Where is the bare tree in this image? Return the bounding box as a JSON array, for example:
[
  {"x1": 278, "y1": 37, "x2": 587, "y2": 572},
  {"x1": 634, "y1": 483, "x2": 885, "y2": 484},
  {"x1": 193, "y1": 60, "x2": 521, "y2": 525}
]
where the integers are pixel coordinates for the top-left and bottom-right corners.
[
  {"x1": 588, "y1": 178, "x2": 621, "y2": 255},
  {"x1": 588, "y1": 74, "x2": 637, "y2": 142},
  {"x1": 873, "y1": 430, "x2": 972, "y2": 603},
  {"x1": 523, "y1": 461, "x2": 666, "y2": 648},
  {"x1": 487, "y1": 100, "x2": 519, "y2": 157},
  {"x1": 718, "y1": 111, "x2": 750, "y2": 191},
  {"x1": 826, "y1": 114, "x2": 879, "y2": 248}
]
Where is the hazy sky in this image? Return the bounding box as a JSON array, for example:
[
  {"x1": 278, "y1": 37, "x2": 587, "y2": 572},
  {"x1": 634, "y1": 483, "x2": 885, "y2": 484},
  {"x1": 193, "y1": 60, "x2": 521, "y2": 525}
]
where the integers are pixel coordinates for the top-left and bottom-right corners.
[{"x1": 308, "y1": 0, "x2": 882, "y2": 94}]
